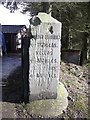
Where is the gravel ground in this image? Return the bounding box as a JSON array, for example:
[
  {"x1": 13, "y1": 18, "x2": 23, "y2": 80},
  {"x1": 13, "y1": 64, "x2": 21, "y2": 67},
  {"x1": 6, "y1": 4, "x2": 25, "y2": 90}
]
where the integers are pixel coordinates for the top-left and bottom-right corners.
[
  {"x1": 1, "y1": 61, "x2": 90, "y2": 119},
  {"x1": 60, "y1": 62, "x2": 89, "y2": 119}
]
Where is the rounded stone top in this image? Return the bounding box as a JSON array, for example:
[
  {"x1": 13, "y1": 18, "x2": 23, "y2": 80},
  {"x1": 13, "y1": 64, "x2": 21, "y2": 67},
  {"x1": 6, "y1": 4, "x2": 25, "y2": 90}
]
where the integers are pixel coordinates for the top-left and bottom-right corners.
[{"x1": 37, "y1": 12, "x2": 61, "y2": 24}]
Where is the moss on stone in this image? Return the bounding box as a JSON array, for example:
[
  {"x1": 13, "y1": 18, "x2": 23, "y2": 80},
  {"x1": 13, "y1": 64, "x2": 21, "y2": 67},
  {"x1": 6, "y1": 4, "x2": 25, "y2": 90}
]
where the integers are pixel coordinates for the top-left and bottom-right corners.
[{"x1": 26, "y1": 82, "x2": 68, "y2": 117}]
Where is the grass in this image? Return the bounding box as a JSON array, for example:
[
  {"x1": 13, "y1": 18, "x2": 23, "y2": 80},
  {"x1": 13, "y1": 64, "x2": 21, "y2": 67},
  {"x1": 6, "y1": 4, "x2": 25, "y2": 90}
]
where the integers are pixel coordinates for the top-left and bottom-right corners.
[
  {"x1": 73, "y1": 95, "x2": 88, "y2": 118},
  {"x1": 84, "y1": 59, "x2": 90, "y2": 69}
]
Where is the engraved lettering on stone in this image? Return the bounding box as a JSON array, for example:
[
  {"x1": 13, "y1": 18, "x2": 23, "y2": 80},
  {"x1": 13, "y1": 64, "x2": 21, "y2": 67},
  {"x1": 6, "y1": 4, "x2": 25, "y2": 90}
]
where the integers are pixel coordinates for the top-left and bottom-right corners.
[{"x1": 29, "y1": 21, "x2": 61, "y2": 100}]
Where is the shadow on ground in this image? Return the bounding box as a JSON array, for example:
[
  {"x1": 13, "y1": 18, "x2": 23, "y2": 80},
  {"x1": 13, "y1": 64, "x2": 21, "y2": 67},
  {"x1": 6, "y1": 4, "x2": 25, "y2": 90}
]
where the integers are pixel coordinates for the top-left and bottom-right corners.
[{"x1": 2, "y1": 66, "x2": 23, "y2": 103}]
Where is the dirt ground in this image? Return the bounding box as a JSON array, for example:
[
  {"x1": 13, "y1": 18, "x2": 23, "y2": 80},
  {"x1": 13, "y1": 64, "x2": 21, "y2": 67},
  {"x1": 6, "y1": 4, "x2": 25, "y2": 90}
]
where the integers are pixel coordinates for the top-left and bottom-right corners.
[
  {"x1": 1, "y1": 61, "x2": 90, "y2": 119},
  {"x1": 60, "y1": 62, "x2": 89, "y2": 119}
]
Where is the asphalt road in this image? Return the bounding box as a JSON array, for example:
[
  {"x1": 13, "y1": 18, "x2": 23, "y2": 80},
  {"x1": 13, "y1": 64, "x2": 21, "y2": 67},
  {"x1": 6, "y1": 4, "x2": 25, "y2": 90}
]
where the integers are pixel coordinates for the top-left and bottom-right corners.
[
  {"x1": 1, "y1": 54, "x2": 21, "y2": 80},
  {"x1": 0, "y1": 54, "x2": 21, "y2": 118}
]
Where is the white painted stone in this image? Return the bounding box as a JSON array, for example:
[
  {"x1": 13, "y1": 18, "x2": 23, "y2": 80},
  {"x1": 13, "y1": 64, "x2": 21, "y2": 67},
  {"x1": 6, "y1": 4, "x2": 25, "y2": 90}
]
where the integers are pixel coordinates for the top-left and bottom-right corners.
[{"x1": 29, "y1": 12, "x2": 62, "y2": 101}]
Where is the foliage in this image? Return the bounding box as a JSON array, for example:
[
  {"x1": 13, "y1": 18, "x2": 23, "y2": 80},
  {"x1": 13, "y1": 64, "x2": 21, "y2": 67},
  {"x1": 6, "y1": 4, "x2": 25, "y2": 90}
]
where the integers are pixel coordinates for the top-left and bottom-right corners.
[
  {"x1": 52, "y1": 2, "x2": 90, "y2": 49},
  {"x1": 22, "y1": 2, "x2": 43, "y2": 15},
  {"x1": 22, "y1": 2, "x2": 90, "y2": 62}
]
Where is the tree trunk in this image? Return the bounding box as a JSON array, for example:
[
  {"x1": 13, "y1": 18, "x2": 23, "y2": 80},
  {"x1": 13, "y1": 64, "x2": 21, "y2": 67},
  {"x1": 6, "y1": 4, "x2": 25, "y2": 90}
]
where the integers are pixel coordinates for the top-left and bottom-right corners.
[
  {"x1": 57, "y1": 5, "x2": 70, "y2": 50},
  {"x1": 41, "y1": 2, "x2": 51, "y2": 14},
  {"x1": 80, "y1": 32, "x2": 89, "y2": 65},
  {"x1": 61, "y1": 21, "x2": 69, "y2": 50},
  {"x1": 51, "y1": 7, "x2": 70, "y2": 50}
]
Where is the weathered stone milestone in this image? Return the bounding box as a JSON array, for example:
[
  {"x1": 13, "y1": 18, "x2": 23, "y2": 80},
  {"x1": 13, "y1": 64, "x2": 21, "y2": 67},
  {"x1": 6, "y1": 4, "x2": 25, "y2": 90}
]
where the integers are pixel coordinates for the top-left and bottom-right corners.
[{"x1": 29, "y1": 13, "x2": 62, "y2": 101}]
